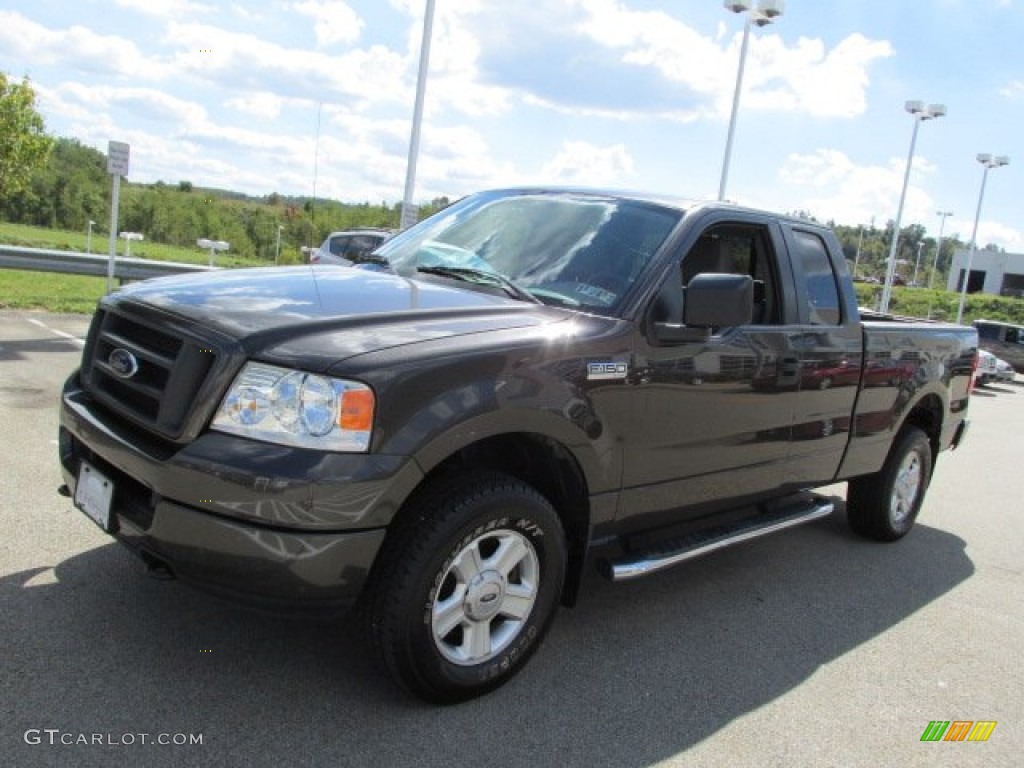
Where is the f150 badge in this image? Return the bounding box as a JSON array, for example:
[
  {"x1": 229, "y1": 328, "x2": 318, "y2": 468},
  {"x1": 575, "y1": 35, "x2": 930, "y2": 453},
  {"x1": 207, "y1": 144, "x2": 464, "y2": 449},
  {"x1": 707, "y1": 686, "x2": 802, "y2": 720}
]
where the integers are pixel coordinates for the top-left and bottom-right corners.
[{"x1": 587, "y1": 361, "x2": 628, "y2": 381}]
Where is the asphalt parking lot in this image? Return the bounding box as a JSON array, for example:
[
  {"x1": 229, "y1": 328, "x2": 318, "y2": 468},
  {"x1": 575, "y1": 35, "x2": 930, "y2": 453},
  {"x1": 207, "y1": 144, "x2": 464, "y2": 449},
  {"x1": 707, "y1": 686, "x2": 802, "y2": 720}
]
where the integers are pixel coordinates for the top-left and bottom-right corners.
[{"x1": 1, "y1": 309, "x2": 1020, "y2": 768}]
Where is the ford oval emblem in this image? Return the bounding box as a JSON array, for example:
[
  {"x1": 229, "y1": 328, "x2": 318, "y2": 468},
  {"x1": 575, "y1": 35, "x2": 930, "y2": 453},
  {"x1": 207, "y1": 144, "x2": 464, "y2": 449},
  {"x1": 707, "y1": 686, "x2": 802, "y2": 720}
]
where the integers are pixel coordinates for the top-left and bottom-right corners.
[{"x1": 108, "y1": 348, "x2": 139, "y2": 379}]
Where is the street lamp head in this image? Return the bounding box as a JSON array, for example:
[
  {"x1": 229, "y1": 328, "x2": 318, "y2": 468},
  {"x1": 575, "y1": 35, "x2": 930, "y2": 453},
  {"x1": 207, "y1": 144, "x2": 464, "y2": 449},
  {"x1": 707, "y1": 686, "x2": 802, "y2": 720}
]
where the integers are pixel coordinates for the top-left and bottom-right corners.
[
  {"x1": 724, "y1": 1, "x2": 752, "y2": 12},
  {"x1": 757, "y1": 0, "x2": 784, "y2": 19},
  {"x1": 906, "y1": 101, "x2": 946, "y2": 119},
  {"x1": 977, "y1": 154, "x2": 1009, "y2": 168}
]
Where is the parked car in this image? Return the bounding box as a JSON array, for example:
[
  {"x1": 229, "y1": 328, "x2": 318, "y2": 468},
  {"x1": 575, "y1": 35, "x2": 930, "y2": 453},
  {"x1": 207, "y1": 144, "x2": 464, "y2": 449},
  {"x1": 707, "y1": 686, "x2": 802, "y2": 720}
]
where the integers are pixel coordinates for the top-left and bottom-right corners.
[
  {"x1": 973, "y1": 319, "x2": 1024, "y2": 372},
  {"x1": 309, "y1": 228, "x2": 394, "y2": 266},
  {"x1": 59, "y1": 188, "x2": 977, "y2": 703},
  {"x1": 995, "y1": 356, "x2": 1016, "y2": 383},
  {"x1": 975, "y1": 349, "x2": 998, "y2": 386}
]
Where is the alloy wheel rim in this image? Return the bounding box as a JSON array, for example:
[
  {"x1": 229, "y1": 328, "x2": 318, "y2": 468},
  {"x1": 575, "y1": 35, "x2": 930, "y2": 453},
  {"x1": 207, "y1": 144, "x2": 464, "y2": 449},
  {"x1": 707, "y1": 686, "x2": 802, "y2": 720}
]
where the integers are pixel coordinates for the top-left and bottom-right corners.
[
  {"x1": 431, "y1": 529, "x2": 539, "y2": 666},
  {"x1": 890, "y1": 451, "x2": 922, "y2": 525}
]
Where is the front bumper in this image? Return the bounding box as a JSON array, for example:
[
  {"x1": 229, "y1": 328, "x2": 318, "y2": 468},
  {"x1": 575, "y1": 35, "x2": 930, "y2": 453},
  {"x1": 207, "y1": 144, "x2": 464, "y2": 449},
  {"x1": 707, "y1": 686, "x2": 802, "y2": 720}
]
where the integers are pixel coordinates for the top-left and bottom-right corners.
[{"x1": 59, "y1": 374, "x2": 423, "y2": 611}]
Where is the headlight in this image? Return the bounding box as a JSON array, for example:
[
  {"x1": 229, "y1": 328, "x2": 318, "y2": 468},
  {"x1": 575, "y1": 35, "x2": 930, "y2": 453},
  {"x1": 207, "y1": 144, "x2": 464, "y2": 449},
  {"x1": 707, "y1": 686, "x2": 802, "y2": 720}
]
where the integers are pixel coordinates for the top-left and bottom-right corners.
[{"x1": 211, "y1": 362, "x2": 375, "y2": 452}]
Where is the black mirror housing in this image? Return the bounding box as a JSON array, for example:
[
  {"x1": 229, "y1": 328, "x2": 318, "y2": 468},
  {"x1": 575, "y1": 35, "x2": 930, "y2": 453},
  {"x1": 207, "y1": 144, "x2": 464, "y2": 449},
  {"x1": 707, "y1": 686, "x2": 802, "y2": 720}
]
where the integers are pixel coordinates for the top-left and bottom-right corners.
[{"x1": 683, "y1": 273, "x2": 753, "y2": 328}]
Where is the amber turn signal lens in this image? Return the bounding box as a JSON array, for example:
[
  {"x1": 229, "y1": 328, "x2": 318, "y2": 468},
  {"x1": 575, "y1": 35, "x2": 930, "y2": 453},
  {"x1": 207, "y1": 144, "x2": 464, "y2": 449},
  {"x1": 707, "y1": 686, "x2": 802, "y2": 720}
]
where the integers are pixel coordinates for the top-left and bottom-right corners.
[{"x1": 339, "y1": 388, "x2": 375, "y2": 431}]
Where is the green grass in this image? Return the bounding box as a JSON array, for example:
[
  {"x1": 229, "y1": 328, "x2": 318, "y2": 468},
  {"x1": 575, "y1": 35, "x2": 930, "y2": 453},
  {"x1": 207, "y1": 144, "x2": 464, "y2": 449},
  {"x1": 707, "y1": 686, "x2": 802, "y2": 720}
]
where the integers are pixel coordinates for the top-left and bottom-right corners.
[
  {"x1": 854, "y1": 283, "x2": 1024, "y2": 325},
  {"x1": 0, "y1": 269, "x2": 107, "y2": 314},
  {"x1": 0, "y1": 222, "x2": 306, "y2": 314},
  {"x1": 0, "y1": 221, "x2": 284, "y2": 268}
]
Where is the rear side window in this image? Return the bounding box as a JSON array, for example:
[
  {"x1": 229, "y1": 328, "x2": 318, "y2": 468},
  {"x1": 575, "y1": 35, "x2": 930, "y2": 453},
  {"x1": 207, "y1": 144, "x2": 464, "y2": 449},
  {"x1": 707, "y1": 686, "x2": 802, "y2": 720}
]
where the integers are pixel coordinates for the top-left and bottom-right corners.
[
  {"x1": 328, "y1": 236, "x2": 351, "y2": 256},
  {"x1": 793, "y1": 230, "x2": 841, "y2": 325}
]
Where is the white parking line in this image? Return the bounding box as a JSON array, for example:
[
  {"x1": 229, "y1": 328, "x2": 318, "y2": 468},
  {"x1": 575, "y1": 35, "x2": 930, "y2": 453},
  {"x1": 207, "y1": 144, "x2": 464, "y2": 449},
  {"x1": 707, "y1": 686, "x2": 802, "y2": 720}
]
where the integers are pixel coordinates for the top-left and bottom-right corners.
[{"x1": 26, "y1": 317, "x2": 86, "y2": 347}]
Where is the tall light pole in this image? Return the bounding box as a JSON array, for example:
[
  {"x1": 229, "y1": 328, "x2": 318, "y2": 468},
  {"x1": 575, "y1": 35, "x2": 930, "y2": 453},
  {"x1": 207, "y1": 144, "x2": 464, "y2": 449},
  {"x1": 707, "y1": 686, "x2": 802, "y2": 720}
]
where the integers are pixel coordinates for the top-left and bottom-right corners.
[
  {"x1": 852, "y1": 224, "x2": 865, "y2": 278},
  {"x1": 912, "y1": 241, "x2": 925, "y2": 286},
  {"x1": 955, "y1": 154, "x2": 1010, "y2": 324},
  {"x1": 86, "y1": 220, "x2": 95, "y2": 253},
  {"x1": 719, "y1": 0, "x2": 784, "y2": 202},
  {"x1": 275, "y1": 224, "x2": 284, "y2": 265},
  {"x1": 928, "y1": 210, "x2": 953, "y2": 289},
  {"x1": 879, "y1": 101, "x2": 946, "y2": 313},
  {"x1": 400, "y1": 0, "x2": 436, "y2": 230}
]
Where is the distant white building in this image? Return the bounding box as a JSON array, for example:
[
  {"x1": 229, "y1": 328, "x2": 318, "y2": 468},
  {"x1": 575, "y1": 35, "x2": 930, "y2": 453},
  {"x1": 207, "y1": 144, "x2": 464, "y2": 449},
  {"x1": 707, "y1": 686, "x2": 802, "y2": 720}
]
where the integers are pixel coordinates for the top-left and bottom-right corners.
[{"x1": 947, "y1": 249, "x2": 1024, "y2": 298}]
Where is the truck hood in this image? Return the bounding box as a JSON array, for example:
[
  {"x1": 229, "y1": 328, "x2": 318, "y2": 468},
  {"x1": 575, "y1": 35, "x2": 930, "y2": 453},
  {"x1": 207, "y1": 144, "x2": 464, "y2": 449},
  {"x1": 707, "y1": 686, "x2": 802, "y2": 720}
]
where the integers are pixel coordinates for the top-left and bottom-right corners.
[{"x1": 109, "y1": 265, "x2": 568, "y2": 367}]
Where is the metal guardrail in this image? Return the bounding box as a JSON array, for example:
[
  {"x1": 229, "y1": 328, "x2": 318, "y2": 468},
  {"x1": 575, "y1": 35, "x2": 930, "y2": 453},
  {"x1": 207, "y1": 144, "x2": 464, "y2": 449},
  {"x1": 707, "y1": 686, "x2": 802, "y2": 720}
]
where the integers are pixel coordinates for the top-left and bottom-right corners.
[{"x1": 0, "y1": 244, "x2": 218, "y2": 281}]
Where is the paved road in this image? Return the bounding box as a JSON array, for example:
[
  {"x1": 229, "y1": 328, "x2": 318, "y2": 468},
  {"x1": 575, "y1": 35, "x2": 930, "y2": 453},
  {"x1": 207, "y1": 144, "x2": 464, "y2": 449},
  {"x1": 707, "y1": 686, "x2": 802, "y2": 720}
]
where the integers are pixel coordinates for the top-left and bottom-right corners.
[{"x1": 1, "y1": 309, "x2": 1020, "y2": 768}]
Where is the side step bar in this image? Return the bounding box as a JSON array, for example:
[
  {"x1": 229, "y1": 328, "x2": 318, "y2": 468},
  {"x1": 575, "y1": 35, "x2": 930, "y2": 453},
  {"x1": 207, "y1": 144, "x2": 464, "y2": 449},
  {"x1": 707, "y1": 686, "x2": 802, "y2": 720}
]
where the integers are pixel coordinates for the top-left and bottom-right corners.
[{"x1": 601, "y1": 498, "x2": 834, "y2": 581}]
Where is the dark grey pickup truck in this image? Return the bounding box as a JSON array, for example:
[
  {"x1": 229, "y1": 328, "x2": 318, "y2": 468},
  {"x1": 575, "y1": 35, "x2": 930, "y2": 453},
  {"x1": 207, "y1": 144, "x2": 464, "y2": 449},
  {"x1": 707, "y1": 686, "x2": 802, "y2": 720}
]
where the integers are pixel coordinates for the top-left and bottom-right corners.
[{"x1": 59, "y1": 188, "x2": 977, "y2": 703}]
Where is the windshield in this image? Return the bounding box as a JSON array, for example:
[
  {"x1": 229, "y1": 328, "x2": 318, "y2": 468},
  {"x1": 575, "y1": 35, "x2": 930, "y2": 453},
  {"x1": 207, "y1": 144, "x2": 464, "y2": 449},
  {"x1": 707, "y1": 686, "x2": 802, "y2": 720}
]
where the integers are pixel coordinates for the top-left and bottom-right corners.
[{"x1": 374, "y1": 190, "x2": 682, "y2": 314}]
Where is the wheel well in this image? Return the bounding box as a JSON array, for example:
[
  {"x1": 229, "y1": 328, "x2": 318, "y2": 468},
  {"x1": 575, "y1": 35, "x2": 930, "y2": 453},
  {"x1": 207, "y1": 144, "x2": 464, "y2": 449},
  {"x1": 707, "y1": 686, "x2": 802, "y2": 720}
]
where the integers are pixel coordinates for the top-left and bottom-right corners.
[
  {"x1": 902, "y1": 394, "x2": 943, "y2": 458},
  {"x1": 423, "y1": 433, "x2": 591, "y2": 607}
]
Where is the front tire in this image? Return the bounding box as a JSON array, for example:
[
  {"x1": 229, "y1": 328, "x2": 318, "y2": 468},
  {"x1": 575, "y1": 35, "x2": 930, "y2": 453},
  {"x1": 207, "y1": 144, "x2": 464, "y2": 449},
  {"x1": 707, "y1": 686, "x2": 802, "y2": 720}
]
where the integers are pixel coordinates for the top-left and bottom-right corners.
[
  {"x1": 366, "y1": 471, "x2": 566, "y2": 704},
  {"x1": 847, "y1": 426, "x2": 932, "y2": 541}
]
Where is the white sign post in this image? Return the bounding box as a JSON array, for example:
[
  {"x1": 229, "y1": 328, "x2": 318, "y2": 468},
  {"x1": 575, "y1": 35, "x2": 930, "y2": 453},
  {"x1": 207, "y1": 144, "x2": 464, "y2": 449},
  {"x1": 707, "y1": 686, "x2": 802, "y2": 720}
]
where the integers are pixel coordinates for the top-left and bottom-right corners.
[
  {"x1": 197, "y1": 238, "x2": 229, "y2": 266},
  {"x1": 106, "y1": 141, "x2": 130, "y2": 292}
]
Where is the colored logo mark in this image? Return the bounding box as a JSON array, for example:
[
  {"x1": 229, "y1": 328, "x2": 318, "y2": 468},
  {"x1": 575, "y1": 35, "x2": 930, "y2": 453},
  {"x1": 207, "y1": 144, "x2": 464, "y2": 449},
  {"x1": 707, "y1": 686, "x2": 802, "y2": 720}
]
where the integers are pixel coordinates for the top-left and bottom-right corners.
[{"x1": 920, "y1": 720, "x2": 997, "y2": 742}]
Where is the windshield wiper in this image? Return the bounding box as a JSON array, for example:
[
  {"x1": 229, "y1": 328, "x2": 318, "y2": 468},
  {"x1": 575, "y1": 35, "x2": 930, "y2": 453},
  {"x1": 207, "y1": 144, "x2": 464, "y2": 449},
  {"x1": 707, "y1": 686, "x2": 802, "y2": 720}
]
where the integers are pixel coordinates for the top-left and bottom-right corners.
[{"x1": 415, "y1": 266, "x2": 541, "y2": 304}]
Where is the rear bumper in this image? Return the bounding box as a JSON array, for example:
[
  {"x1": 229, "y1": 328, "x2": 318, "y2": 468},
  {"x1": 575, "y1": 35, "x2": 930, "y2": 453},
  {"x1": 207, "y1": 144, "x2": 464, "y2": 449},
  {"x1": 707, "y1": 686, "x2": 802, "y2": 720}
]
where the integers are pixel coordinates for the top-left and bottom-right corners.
[{"x1": 59, "y1": 374, "x2": 422, "y2": 611}]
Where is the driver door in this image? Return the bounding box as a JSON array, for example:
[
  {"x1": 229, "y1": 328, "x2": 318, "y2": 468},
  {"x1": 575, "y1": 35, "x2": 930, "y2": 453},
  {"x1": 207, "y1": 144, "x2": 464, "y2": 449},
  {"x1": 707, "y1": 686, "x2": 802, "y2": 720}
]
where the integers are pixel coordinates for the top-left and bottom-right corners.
[{"x1": 618, "y1": 214, "x2": 803, "y2": 528}]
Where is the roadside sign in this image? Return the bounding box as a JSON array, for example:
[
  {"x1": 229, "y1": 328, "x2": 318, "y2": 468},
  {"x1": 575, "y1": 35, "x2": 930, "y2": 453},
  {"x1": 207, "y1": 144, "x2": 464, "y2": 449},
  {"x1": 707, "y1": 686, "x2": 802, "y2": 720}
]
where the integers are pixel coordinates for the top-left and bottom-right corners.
[
  {"x1": 400, "y1": 202, "x2": 419, "y2": 230},
  {"x1": 107, "y1": 141, "x2": 130, "y2": 176}
]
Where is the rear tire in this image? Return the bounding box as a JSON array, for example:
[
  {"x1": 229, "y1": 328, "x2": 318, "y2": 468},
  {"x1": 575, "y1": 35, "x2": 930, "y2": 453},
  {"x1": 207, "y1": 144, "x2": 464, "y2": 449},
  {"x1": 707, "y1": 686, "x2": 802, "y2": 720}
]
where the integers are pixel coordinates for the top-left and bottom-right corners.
[
  {"x1": 847, "y1": 426, "x2": 932, "y2": 541},
  {"x1": 366, "y1": 471, "x2": 566, "y2": 704}
]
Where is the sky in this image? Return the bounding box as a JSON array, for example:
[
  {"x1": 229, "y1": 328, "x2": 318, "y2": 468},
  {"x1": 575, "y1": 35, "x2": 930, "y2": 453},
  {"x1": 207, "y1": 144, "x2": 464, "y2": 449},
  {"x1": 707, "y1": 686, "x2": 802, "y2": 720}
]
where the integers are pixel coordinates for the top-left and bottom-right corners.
[{"x1": 1, "y1": 0, "x2": 1021, "y2": 250}]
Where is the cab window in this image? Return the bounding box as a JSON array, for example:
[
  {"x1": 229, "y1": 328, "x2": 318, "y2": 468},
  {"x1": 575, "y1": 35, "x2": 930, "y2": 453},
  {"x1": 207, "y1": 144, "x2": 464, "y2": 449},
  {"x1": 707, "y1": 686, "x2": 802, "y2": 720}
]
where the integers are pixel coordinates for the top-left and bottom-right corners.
[
  {"x1": 792, "y1": 230, "x2": 841, "y2": 326},
  {"x1": 680, "y1": 224, "x2": 780, "y2": 325}
]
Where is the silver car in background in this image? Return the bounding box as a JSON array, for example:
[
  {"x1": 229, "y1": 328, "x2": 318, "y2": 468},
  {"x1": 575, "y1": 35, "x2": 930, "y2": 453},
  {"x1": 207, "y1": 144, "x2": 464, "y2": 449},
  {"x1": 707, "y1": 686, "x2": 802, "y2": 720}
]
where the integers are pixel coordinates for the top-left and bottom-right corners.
[{"x1": 309, "y1": 228, "x2": 394, "y2": 266}]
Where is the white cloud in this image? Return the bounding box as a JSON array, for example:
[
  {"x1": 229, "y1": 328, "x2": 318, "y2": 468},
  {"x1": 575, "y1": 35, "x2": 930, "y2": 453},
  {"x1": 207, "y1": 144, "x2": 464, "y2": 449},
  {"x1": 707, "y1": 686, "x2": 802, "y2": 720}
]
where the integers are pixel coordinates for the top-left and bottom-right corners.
[
  {"x1": 541, "y1": 141, "x2": 635, "y2": 186},
  {"x1": 165, "y1": 22, "x2": 408, "y2": 107},
  {"x1": 225, "y1": 92, "x2": 286, "y2": 119},
  {"x1": 1000, "y1": 79, "x2": 1024, "y2": 99},
  {"x1": 742, "y1": 33, "x2": 894, "y2": 118},
  {"x1": 778, "y1": 149, "x2": 938, "y2": 226},
  {"x1": 290, "y1": 1, "x2": 364, "y2": 47},
  {"x1": 976, "y1": 221, "x2": 1024, "y2": 252},
  {"x1": 570, "y1": 0, "x2": 892, "y2": 120},
  {"x1": 400, "y1": 1, "x2": 512, "y2": 118},
  {"x1": 0, "y1": 10, "x2": 169, "y2": 80},
  {"x1": 54, "y1": 82, "x2": 208, "y2": 125},
  {"x1": 113, "y1": 0, "x2": 214, "y2": 17}
]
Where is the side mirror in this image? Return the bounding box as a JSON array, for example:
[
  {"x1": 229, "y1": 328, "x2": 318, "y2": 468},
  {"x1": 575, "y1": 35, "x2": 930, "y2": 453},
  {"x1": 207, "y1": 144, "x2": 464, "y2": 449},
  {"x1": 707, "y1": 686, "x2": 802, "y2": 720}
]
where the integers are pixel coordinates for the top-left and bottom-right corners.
[
  {"x1": 684, "y1": 273, "x2": 753, "y2": 327},
  {"x1": 648, "y1": 272, "x2": 754, "y2": 344}
]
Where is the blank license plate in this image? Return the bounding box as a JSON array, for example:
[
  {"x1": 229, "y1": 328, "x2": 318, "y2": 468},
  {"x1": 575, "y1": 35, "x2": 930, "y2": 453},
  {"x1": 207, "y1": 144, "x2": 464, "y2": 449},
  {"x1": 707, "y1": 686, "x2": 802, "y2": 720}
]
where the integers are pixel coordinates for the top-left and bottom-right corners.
[{"x1": 74, "y1": 461, "x2": 114, "y2": 532}]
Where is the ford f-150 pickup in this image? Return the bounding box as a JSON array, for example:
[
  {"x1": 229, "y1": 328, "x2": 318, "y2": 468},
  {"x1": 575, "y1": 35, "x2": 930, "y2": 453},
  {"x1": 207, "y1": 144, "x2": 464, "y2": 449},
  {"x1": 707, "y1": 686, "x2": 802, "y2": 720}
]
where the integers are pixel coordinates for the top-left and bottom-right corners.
[{"x1": 59, "y1": 188, "x2": 977, "y2": 703}]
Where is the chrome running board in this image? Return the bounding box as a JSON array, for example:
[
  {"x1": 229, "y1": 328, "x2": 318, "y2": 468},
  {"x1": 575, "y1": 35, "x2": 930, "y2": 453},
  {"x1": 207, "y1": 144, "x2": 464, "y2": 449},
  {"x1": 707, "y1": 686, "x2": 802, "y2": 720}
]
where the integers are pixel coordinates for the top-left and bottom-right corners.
[{"x1": 602, "y1": 498, "x2": 834, "y2": 581}]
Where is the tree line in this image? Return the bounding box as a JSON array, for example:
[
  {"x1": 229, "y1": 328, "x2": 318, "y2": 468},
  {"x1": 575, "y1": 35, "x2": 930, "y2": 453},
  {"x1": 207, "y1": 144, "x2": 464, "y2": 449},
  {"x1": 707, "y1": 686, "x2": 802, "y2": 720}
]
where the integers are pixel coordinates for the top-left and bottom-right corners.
[
  {"x1": 0, "y1": 72, "x2": 994, "y2": 276},
  {"x1": 0, "y1": 132, "x2": 979, "y2": 279},
  {"x1": 0, "y1": 135, "x2": 449, "y2": 261}
]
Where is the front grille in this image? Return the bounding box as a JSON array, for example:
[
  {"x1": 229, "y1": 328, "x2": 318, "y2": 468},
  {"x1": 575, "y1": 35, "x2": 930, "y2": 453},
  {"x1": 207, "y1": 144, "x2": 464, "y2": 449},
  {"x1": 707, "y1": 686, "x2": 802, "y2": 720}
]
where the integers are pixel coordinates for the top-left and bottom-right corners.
[{"x1": 82, "y1": 309, "x2": 219, "y2": 440}]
